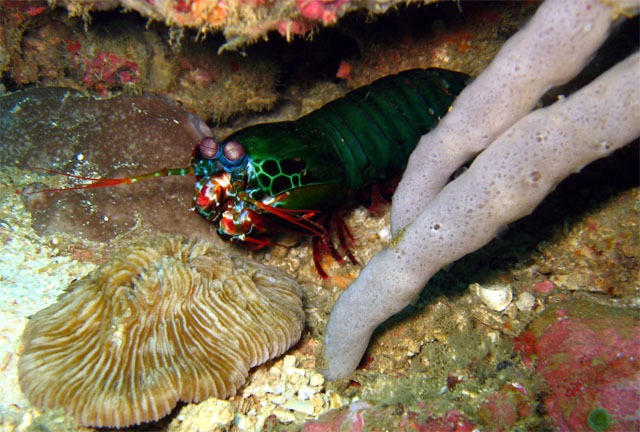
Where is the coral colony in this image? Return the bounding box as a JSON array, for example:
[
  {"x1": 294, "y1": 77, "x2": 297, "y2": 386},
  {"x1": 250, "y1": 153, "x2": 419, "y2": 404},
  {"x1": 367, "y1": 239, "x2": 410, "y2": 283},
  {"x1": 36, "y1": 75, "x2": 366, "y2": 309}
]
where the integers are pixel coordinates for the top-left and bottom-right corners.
[
  {"x1": 18, "y1": 236, "x2": 303, "y2": 428},
  {"x1": 322, "y1": 0, "x2": 640, "y2": 380}
]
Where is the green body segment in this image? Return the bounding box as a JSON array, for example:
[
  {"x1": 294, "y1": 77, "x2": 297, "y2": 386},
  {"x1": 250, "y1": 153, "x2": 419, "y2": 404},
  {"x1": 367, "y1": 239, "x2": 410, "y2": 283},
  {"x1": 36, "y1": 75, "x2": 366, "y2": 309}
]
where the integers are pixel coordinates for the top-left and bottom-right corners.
[{"x1": 225, "y1": 68, "x2": 468, "y2": 210}]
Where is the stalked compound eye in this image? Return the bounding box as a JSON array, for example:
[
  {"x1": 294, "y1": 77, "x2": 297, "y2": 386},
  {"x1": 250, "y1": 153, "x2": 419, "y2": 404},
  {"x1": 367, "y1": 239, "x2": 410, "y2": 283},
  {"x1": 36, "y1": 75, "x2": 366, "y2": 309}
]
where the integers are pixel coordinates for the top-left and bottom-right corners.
[
  {"x1": 220, "y1": 140, "x2": 247, "y2": 168},
  {"x1": 199, "y1": 137, "x2": 222, "y2": 159}
]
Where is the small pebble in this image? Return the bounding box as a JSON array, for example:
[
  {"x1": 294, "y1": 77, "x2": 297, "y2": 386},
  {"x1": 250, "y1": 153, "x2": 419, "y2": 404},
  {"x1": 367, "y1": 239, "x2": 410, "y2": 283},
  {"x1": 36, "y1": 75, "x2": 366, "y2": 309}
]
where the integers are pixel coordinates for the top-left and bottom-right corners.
[
  {"x1": 282, "y1": 398, "x2": 315, "y2": 415},
  {"x1": 308, "y1": 372, "x2": 324, "y2": 387},
  {"x1": 298, "y1": 385, "x2": 316, "y2": 401},
  {"x1": 515, "y1": 292, "x2": 536, "y2": 311},
  {"x1": 21, "y1": 183, "x2": 55, "y2": 212},
  {"x1": 377, "y1": 226, "x2": 391, "y2": 241}
]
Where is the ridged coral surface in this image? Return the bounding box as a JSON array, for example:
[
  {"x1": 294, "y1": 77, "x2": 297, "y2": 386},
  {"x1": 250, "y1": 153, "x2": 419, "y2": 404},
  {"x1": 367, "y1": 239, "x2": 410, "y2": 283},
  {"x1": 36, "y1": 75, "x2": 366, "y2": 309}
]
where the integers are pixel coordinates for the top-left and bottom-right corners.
[{"x1": 18, "y1": 235, "x2": 304, "y2": 428}]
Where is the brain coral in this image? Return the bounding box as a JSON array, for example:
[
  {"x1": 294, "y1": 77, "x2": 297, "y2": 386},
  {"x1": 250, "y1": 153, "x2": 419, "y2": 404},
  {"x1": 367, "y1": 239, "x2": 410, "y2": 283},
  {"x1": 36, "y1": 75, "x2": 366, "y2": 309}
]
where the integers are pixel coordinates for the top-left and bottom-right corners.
[{"x1": 18, "y1": 235, "x2": 304, "y2": 428}]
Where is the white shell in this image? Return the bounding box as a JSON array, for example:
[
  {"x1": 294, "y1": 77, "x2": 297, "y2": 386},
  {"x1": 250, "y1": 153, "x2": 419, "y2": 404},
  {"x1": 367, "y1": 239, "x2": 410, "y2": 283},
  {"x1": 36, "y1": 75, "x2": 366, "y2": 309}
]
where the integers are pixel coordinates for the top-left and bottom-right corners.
[
  {"x1": 472, "y1": 282, "x2": 513, "y2": 312},
  {"x1": 515, "y1": 292, "x2": 536, "y2": 311}
]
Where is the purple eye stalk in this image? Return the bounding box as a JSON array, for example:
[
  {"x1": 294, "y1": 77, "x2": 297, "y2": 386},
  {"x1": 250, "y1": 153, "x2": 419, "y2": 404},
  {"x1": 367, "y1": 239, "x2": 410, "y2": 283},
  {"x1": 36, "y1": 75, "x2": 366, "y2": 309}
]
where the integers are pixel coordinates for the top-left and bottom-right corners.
[
  {"x1": 198, "y1": 137, "x2": 222, "y2": 159},
  {"x1": 198, "y1": 137, "x2": 247, "y2": 172},
  {"x1": 220, "y1": 140, "x2": 246, "y2": 169}
]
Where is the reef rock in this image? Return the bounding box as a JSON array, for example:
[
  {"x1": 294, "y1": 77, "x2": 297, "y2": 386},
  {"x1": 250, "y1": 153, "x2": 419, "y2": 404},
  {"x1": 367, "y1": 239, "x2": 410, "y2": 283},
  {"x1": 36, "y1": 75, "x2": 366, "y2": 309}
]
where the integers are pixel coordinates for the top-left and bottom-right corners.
[
  {"x1": 1, "y1": 87, "x2": 216, "y2": 242},
  {"x1": 58, "y1": 0, "x2": 419, "y2": 50}
]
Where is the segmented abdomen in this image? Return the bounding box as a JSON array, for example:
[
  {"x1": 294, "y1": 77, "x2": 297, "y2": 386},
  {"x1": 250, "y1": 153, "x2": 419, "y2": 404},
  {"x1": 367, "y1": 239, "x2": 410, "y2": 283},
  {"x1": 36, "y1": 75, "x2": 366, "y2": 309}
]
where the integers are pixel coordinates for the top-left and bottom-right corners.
[
  {"x1": 226, "y1": 68, "x2": 468, "y2": 208},
  {"x1": 299, "y1": 68, "x2": 468, "y2": 190}
]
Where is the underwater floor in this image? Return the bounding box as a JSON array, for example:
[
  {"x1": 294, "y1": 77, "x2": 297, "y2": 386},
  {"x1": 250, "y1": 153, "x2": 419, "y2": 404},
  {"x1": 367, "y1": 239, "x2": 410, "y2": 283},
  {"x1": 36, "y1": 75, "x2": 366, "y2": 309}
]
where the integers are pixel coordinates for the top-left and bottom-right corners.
[{"x1": 1, "y1": 1, "x2": 639, "y2": 431}]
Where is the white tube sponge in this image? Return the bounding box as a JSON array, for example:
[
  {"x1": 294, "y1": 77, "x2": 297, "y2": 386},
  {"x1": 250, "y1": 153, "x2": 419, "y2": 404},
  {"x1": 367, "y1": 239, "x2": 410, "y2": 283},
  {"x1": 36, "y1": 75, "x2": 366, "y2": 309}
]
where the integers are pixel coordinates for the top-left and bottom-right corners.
[
  {"x1": 391, "y1": 0, "x2": 640, "y2": 234},
  {"x1": 322, "y1": 51, "x2": 640, "y2": 381}
]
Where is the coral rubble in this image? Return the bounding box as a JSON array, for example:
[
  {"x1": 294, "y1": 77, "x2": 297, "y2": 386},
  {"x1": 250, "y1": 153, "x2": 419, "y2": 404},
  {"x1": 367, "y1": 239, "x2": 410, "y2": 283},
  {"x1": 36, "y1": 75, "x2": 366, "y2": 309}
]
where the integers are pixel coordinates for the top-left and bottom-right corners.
[{"x1": 18, "y1": 235, "x2": 304, "y2": 428}]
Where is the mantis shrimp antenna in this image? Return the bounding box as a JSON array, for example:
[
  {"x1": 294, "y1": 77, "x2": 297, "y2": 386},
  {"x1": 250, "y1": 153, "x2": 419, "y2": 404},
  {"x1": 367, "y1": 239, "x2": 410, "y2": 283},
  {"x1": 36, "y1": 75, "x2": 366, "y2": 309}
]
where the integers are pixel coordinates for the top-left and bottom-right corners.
[{"x1": 26, "y1": 166, "x2": 194, "y2": 194}]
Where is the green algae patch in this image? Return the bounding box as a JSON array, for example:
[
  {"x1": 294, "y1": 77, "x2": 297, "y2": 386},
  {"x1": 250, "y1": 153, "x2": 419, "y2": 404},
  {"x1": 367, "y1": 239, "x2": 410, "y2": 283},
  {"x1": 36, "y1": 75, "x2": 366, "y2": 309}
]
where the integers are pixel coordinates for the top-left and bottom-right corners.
[{"x1": 588, "y1": 407, "x2": 611, "y2": 432}]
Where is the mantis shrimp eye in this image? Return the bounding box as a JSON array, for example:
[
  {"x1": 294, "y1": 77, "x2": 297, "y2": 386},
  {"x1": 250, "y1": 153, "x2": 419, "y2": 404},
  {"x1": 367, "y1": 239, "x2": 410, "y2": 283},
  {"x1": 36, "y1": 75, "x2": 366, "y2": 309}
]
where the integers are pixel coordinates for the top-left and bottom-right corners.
[
  {"x1": 199, "y1": 137, "x2": 221, "y2": 159},
  {"x1": 221, "y1": 141, "x2": 247, "y2": 168}
]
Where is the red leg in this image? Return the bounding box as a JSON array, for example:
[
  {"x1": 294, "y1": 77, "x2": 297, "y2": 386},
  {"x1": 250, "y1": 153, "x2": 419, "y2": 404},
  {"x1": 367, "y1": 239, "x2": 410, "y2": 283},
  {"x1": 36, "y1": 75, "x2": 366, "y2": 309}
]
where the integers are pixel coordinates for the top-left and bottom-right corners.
[
  {"x1": 312, "y1": 236, "x2": 329, "y2": 279},
  {"x1": 332, "y1": 212, "x2": 358, "y2": 265}
]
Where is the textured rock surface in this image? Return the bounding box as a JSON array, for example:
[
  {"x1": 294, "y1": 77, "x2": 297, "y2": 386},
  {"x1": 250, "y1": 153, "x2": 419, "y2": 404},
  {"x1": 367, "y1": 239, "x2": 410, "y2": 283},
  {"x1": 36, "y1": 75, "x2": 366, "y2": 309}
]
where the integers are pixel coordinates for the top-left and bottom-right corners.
[
  {"x1": 0, "y1": 8, "x2": 280, "y2": 121},
  {"x1": 57, "y1": 0, "x2": 433, "y2": 50},
  {"x1": 1, "y1": 87, "x2": 217, "y2": 243}
]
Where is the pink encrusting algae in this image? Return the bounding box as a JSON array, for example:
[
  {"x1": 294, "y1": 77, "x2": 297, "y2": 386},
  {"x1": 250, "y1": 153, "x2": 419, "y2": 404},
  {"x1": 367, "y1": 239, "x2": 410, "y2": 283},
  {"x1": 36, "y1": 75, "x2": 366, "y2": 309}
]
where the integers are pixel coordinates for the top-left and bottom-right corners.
[{"x1": 516, "y1": 300, "x2": 640, "y2": 432}]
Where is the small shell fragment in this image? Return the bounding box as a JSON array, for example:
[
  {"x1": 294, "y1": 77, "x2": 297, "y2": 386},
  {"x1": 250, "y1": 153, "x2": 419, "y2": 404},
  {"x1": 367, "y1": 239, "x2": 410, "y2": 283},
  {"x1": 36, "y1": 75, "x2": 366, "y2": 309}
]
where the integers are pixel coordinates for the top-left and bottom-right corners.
[
  {"x1": 472, "y1": 282, "x2": 513, "y2": 312},
  {"x1": 515, "y1": 291, "x2": 536, "y2": 311}
]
